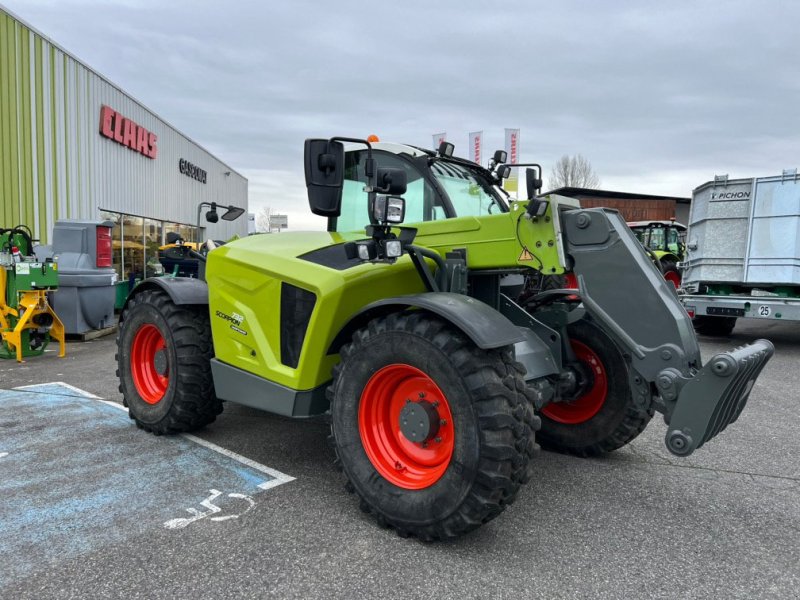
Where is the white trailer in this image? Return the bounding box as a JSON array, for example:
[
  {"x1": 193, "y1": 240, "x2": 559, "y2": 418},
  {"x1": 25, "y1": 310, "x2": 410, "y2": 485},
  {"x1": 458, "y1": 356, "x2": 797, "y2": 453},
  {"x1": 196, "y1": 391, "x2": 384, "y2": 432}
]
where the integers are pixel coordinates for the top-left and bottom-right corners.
[{"x1": 680, "y1": 170, "x2": 800, "y2": 334}]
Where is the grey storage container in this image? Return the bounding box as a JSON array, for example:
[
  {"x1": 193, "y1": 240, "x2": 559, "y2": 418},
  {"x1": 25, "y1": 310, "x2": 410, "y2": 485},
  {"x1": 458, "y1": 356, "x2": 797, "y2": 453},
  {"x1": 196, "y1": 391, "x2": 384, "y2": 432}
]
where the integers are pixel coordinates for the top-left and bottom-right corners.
[
  {"x1": 50, "y1": 219, "x2": 117, "y2": 334},
  {"x1": 683, "y1": 171, "x2": 800, "y2": 286}
]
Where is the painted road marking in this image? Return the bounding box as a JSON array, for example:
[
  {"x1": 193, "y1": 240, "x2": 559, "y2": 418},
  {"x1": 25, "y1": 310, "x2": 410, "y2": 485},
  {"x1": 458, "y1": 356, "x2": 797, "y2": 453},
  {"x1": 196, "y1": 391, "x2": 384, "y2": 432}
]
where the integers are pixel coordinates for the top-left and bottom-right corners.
[
  {"x1": 164, "y1": 488, "x2": 257, "y2": 529},
  {"x1": 0, "y1": 382, "x2": 296, "y2": 586},
  {"x1": 0, "y1": 452, "x2": 8, "y2": 459},
  {"x1": 13, "y1": 381, "x2": 296, "y2": 487}
]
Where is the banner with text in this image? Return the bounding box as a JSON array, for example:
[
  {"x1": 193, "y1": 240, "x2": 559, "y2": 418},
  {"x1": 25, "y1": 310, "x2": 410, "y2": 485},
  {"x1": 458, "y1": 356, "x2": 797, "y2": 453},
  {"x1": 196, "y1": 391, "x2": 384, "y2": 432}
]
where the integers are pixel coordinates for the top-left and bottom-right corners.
[
  {"x1": 468, "y1": 131, "x2": 483, "y2": 165},
  {"x1": 504, "y1": 128, "x2": 520, "y2": 195},
  {"x1": 432, "y1": 132, "x2": 447, "y2": 150}
]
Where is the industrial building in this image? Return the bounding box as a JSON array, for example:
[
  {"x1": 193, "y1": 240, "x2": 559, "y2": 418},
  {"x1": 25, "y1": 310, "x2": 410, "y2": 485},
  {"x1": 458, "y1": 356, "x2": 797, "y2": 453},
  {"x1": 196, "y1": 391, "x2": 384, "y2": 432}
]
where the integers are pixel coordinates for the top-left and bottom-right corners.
[
  {"x1": 548, "y1": 187, "x2": 691, "y2": 224},
  {"x1": 0, "y1": 6, "x2": 248, "y2": 284}
]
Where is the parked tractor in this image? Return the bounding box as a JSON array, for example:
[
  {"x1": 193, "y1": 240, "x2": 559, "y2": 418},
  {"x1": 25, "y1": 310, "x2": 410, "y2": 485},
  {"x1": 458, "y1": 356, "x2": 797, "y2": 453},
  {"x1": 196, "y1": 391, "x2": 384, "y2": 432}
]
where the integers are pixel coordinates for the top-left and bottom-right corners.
[
  {"x1": 117, "y1": 137, "x2": 773, "y2": 540},
  {"x1": 628, "y1": 220, "x2": 687, "y2": 288}
]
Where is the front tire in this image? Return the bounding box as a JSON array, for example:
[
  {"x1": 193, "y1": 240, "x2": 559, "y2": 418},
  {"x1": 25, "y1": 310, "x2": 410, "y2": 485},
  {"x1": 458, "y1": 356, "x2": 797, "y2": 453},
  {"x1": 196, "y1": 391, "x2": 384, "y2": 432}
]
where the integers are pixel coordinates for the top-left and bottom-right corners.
[
  {"x1": 537, "y1": 319, "x2": 653, "y2": 457},
  {"x1": 116, "y1": 289, "x2": 222, "y2": 434},
  {"x1": 329, "y1": 312, "x2": 540, "y2": 540}
]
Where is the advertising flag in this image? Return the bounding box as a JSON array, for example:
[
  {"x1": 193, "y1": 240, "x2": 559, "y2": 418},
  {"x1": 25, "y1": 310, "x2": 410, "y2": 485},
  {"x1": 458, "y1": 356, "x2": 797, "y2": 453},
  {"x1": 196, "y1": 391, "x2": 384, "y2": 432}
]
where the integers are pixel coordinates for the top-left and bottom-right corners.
[
  {"x1": 468, "y1": 131, "x2": 483, "y2": 165},
  {"x1": 432, "y1": 132, "x2": 447, "y2": 150},
  {"x1": 504, "y1": 128, "x2": 520, "y2": 195}
]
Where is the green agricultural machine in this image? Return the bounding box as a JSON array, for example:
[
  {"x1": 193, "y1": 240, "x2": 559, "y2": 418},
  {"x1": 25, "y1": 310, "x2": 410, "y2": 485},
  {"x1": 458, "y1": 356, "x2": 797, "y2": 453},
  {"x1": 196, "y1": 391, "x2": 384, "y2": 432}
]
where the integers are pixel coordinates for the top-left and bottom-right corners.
[
  {"x1": 117, "y1": 137, "x2": 773, "y2": 540},
  {"x1": 1, "y1": 225, "x2": 65, "y2": 361},
  {"x1": 628, "y1": 220, "x2": 687, "y2": 288}
]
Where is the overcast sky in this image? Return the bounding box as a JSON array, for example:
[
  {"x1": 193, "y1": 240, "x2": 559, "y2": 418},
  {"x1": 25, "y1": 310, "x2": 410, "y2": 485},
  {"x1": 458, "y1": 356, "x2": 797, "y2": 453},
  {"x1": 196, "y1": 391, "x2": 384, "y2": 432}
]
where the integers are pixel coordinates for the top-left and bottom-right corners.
[{"x1": 6, "y1": 0, "x2": 800, "y2": 229}]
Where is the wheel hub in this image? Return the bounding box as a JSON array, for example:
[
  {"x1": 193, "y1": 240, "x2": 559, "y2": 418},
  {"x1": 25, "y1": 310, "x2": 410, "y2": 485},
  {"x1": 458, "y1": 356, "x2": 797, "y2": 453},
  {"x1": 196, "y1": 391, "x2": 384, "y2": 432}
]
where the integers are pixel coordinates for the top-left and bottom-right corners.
[
  {"x1": 399, "y1": 400, "x2": 441, "y2": 444},
  {"x1": 541, "y1": 339, "x2": 608, "y2": 424},
  {"x1": 153, "y1": 348, "x2": 169, "y2": 376}
]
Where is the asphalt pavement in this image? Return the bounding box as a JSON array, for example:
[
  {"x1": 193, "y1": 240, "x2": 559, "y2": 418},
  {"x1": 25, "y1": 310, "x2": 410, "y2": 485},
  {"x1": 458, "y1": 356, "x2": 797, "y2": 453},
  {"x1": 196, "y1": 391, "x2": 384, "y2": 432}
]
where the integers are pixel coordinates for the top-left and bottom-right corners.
[{"x1": 0, "y1": 319, "x2": 798, "y2": 599}]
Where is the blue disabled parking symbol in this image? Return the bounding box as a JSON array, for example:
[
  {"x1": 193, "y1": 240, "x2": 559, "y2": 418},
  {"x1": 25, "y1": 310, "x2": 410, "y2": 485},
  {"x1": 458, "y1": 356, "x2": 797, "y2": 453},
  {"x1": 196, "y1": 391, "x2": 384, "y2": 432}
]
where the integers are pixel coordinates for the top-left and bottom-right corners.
[{"x1": 0, "y1": 382, "x2": 294, "y2": 585}]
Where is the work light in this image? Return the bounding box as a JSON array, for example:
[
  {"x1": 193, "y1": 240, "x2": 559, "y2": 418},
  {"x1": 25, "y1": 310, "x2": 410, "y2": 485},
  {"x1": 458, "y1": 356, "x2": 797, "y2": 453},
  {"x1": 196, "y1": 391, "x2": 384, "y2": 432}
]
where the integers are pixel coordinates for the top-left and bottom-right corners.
[
  {"x1": 384, "y1": 239, "x2": 403, "y2": 259},
  {"x1": 356, "y1": 241, "x2": 378, "y2": 260},
  {"x1": 372, "y1": 196, "x2": 406, "y2": 225}
]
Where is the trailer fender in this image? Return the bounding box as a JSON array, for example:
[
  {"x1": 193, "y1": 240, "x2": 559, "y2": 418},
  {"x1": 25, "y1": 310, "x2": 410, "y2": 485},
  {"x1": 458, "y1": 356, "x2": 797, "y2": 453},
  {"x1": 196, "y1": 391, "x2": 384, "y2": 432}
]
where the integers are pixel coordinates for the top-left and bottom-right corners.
[
  {"x1": 121, "y1": 277, "x2": 208, "y2": 313},
  {"x1": 329, "y1": 292, "x2": 524, "y2": 354}
]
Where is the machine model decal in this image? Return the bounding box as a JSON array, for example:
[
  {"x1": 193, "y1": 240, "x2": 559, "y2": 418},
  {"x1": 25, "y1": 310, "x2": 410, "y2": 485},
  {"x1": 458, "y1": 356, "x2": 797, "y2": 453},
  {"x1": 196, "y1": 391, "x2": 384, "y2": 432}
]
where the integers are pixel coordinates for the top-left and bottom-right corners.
[{"x1": 215, "y1": 310, "x2": 244, "y2": 326}]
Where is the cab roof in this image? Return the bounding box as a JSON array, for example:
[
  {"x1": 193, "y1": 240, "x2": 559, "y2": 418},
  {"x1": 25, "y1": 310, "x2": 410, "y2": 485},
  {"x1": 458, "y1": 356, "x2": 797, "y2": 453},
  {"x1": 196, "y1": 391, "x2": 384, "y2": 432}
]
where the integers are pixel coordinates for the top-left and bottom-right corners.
[{"x1": 627, "y1": 220, "x2": 687, "y2": 230}]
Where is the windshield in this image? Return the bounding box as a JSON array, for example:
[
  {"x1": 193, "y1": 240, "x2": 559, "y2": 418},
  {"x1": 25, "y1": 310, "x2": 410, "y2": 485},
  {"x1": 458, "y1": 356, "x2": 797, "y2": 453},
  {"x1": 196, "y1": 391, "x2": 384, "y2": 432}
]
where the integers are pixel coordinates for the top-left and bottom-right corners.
[
  {"x1": 430, "y1": 161, "x2": 505, "y2": 217},
  {"x1": 338, "y1": 150, "x2": 442, "y2": 232}
]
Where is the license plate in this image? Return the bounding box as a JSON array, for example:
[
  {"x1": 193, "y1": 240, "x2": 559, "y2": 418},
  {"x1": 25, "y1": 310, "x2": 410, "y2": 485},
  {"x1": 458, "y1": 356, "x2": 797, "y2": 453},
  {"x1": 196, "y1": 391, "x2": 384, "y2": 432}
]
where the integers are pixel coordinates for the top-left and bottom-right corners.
[{"x1": 707, "y1": 306, "x2": 745, "y2": 317}]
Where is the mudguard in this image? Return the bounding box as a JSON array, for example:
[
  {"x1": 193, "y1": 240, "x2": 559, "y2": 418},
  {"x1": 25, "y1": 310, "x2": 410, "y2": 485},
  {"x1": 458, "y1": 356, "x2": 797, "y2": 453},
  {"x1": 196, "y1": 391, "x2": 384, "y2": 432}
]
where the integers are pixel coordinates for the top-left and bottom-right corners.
[
  {"x1": 122, "y1": 277, "x2": 208, "y2": 311},
  {"x1": 330, "y1": 292, "x2": 524, "y2": 353}
]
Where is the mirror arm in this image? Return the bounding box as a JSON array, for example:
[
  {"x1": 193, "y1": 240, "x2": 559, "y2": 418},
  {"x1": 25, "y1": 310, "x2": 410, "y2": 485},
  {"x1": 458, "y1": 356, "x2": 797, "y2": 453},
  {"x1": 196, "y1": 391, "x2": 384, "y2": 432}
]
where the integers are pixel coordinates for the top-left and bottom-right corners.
[{"x1": 195, "y1": 201, "x2": 216, "y2": 245}]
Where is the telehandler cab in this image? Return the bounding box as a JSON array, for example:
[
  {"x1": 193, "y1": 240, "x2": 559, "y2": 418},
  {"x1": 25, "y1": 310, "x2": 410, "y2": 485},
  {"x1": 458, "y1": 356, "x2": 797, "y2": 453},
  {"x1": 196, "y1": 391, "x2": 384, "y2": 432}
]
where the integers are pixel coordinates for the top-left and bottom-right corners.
[{"x1": 117, "y1": 137, "x2": 773, "y2": 540}]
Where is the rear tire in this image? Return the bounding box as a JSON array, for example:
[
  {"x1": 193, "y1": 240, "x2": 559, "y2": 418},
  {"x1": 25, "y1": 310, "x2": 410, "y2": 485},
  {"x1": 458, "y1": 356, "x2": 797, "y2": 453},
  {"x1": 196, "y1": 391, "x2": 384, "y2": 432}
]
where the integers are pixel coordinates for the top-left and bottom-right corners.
[
  {"x1": 537, "y1": 319, "x2": 653, "y2": 457},
  {"x1": 328, "y1": 312, "x2": 540, "y2": 540},
  {"x1": 116, "y1": 289, "x2": 222, "y2": 434},
  {"x1": 692, "y1": 315, "x2": 737, "y2": 336}
]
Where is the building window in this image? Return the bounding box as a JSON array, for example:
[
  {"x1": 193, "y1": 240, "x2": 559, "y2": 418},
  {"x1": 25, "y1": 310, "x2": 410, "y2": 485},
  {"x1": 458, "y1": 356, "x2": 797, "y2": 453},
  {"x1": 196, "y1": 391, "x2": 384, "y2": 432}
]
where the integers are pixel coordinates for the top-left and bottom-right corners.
[
  {"x1": 122, "y1": 215, "x2": 144, "y2": 283},
  {"x1": 99, "y1": 209, "x2": 195, "y2": 283},
  {"x1": 144, "y1": 218, "x2": 163, "y2": 278}
]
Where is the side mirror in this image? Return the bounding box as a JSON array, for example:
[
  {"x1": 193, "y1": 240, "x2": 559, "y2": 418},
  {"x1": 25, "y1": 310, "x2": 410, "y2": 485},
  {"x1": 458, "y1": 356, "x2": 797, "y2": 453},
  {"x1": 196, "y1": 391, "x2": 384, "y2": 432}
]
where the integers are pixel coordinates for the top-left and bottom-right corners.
[
  {"x1": 304, "y1": 138, "x2": 345, "y2": 216},
  {"x1": 525, "y1": 168, "x2": 543, "y2": 199},
  {"x1": 376, "y1": 167, "x2": 407, "y2": 195}
]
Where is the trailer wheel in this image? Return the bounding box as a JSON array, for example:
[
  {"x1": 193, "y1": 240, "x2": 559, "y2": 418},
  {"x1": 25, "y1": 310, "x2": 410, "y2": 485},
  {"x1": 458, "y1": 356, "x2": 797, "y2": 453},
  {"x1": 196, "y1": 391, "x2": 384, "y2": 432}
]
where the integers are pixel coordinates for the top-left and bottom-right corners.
[
  {"x1": 328, "y1": 312, "x2": 540, "y2": 540},
  {"x1": 116, "y1": 289, "x2": 222, "y2": 434},
  {"x1": 692, "y1": 315, "x2": 737, "y2": 336},
  {"x1": 537, "y1": 319, "x2": 653, "y2": 457}
]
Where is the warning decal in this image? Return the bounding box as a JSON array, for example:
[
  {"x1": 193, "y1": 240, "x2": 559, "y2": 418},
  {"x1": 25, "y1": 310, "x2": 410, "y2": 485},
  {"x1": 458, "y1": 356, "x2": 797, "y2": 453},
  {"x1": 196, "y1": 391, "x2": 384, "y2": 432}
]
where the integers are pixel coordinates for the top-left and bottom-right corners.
[{"x1": 518, "y1": 248, "x2": 534, "y2": 261}]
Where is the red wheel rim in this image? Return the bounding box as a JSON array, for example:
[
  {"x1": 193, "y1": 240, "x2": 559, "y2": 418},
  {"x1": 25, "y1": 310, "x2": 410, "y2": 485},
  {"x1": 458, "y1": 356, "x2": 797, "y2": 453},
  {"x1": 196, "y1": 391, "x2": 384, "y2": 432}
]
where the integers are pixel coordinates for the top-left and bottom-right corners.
[
  {"x1": 664, "y1": 271, "x2": 681, "y2": 289},
  {"x1": 358, "y1": 364, "x2": 455, "y2": 490},
  {"x1": 131, "y1": 324, "x2": 169, "y2": 404},
  {"x1": 541, "y1": 340, "x2": 607, "y2": 424}
]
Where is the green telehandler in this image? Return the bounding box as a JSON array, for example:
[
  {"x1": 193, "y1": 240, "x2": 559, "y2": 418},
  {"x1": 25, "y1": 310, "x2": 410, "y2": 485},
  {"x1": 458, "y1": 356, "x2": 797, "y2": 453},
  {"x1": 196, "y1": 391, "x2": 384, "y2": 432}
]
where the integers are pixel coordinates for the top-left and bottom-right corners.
[{"x1": 116, "y1": 137, "x2": 773, "y2": 540}]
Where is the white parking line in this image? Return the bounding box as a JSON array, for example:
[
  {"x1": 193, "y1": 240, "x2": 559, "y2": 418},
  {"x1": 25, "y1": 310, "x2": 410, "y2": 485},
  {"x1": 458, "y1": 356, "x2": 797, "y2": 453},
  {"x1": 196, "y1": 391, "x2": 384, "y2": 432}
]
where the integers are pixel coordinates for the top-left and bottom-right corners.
[
  {"x1": 11, "y1": 381, "x2": 296, "y2": 487},
  {"x1": 13, "y1": 380, "x2": 100, "y2": 398}
]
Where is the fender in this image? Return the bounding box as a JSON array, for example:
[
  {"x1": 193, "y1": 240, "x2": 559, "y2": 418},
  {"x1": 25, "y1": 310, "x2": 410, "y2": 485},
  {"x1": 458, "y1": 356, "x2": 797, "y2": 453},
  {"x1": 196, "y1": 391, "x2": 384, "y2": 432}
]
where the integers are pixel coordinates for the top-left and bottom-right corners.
[
  {"x1": 122, "y1": 277, "x2": 208, "y2": 312},
  {"x1": 329, "y1": 292, "x2": 524, "y2": 354}
]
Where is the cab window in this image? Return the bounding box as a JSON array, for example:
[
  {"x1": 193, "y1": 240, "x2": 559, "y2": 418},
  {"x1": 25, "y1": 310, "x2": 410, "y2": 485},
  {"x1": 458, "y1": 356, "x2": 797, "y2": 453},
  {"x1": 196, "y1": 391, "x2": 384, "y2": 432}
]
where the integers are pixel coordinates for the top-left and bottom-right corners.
[
  {"x1": 647, "y1": 227, "x2": 665, "y2": 251},
  {"x1": 430, "y1": 161, "x2": 504, "y2": 217},
  {"x1": 338, "y1": 150, "x2": 440, "y2": 232}
]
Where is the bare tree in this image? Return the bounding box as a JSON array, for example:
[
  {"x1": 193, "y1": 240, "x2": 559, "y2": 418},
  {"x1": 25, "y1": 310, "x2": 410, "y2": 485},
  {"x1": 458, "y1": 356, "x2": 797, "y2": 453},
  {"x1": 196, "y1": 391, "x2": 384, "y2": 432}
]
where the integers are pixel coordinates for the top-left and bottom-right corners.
[
  {"x1": 254, "y1": 206, "x2": 272, "y2": 232},
  {"x1": 548, "y1": 154, "x2": 600, "y2": 189}
]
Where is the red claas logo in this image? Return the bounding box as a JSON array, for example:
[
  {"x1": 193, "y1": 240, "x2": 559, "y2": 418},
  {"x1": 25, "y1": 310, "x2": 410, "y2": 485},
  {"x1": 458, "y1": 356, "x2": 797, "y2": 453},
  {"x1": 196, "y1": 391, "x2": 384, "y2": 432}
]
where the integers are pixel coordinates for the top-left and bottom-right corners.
[{"x1": 99, "y1": 105, "x2": 158, "y2": 159}]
